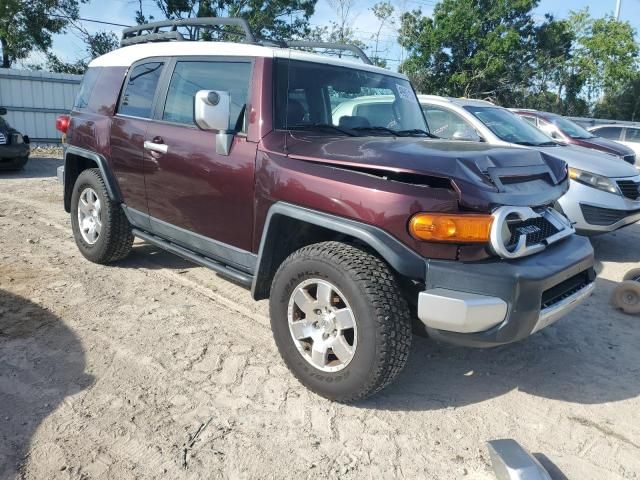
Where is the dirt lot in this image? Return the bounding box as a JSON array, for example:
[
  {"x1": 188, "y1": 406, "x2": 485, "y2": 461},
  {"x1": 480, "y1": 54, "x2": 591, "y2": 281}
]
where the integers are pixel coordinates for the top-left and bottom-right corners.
[{"x1": 0, "y1": 155, "x2": 639, "y2": 480}]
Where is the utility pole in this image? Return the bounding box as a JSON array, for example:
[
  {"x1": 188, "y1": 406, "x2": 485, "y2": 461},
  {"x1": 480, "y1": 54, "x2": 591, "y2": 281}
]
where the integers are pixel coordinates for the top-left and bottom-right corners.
[{"x1": 615, "y1": 0, "x2": 622, "y2": 20}]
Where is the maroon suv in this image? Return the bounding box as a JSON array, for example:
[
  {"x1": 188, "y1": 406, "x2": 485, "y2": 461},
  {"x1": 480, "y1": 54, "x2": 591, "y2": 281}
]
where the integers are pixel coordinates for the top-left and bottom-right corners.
[
  {"x1": 511, "y1": 109, "x2": 636, "y2": 165},
  {"x1": 57, "y1": 18, "x2": 595, "y2": 402}
]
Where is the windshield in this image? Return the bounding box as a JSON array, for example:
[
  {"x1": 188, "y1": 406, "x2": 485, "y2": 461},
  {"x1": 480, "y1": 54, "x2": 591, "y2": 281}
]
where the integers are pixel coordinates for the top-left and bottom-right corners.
[
  {"x1": 549, "y1": 115, "x2": 594, "y2": 139},
  {"x1": 464, "y1": 106, "x2": 555, "y2": 146},
  {"x1": 274, "y1": 59, "x2": 428, "y2": 136}
]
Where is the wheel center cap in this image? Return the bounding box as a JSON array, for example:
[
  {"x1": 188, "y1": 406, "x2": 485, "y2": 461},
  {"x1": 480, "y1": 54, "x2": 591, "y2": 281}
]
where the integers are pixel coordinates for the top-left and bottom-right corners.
[{"x1": 319, "y1": 313, "x2": 335, "y2": 334}]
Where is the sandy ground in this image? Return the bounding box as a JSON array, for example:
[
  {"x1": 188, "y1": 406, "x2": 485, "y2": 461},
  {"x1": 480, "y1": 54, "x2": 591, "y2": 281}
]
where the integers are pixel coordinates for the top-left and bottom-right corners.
[{"x1": 0, "y1": 155, "x2": 639, "y2": 480}]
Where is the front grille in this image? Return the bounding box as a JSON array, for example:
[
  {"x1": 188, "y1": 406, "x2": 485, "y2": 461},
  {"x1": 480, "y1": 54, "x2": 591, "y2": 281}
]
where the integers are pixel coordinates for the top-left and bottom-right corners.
[
  {"x1": 541, "y1": 269, "x2": 595, "y2": 310},
  {"x1": 0, "y1": 133, "x2": 6, "y2": 145},
  {"x1": 616, "y1": 180, "x2": 640, "y2": 200},
  {"x1": 507, "y1": 216, "x2": 559, "y2": 247},
  {"x1": 623, "y1": 154, "x2": 636, "y2": 165},
  {"x1": 580, "y1": 203, "x2": 640, "y2": 226}
]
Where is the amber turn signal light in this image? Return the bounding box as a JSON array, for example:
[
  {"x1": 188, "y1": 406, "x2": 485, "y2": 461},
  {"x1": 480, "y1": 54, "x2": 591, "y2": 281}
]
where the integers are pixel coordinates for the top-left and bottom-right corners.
[{"x1": 408, "y1": 213, "x2": 493, "y2": 243}]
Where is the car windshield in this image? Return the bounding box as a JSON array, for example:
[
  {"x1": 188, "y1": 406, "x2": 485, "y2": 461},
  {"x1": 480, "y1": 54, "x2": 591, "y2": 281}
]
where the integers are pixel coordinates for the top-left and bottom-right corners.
[
  {"x1": 274, "y1": 59, "x2": 428, "y2": 136},
  {"x1": 463, "y1": 106, "x2": 556, "y2": 146},
  {"x1": 550, "y1": 115, "x2": 594, "y2": 139}
]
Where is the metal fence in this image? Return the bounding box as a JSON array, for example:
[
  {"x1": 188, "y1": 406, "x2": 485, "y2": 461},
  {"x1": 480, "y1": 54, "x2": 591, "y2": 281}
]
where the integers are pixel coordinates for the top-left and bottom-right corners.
[{"x1": 0, "y1": 68, "x2": 82, "y2": 144}]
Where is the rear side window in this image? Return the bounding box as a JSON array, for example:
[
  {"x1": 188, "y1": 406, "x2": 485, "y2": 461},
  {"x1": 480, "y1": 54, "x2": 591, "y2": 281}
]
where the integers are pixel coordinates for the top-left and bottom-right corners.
[
  {"x1": 593, "y1": 126, "x2": 622, "y2": 140},
  {"x1": 162, "y1": 61, "x2": 252, "y2": 130},
  {"x1": 625, "y1": 128, "x2": 640, "y2": 143},
  {"x1": 521, "y1": 115, "x2": 537, "y2": 126},
  {"x1": 119, "y1": 62, "x2": 164, "y2": 118},
  {"x1": 422, "y1": 106, "x2": 472, "y2": 139},
  {"x1": 74, "y1": 67, "x2": 101, "y2": 110}
]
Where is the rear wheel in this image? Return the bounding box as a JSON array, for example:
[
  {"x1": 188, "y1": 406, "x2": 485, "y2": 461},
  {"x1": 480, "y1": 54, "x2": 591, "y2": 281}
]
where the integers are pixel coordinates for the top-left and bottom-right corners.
[
  {"x1": 269, "y1": 241, "x2": 412, "y2": 402},
  {"x1": 70, "y1": 168, "x2": 134, "y2": 264}
]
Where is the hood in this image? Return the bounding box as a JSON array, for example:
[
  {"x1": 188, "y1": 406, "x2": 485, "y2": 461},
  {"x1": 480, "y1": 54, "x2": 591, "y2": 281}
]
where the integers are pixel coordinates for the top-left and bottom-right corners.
[
  {"x1": 284, "y1": 133, "x2": 569, "y2": 211},
  {"x1": 536, "y1": 144, "x2": 637, "y2": 178},
  {"x1": 579, "y1": 135, "x2": 634, "y2": 156}
]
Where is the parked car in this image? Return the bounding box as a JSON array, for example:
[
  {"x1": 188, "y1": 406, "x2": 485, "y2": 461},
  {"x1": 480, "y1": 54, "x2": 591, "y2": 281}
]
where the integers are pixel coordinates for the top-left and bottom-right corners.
[
  {"x1": 0, "y1": 107, "x2": 30, "y2": 171},
  {"x1": 588, "y1": 124, "x2": 640, "y2": 159},
  {"x1": 510, "y1": 108, "x2": 636, "y2": 166},
  {"x1": 417, "y1": 96, "x2": 640, "y2": 235},
  {"x1": 56, "y1": 18, "x2": 595, "y2": 402}
]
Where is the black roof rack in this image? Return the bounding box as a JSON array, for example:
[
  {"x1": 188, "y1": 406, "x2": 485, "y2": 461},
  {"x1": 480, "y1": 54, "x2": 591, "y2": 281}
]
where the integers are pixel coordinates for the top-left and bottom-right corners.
[
  {"x1": 121, "y1": 17, "x2": 256, "y2": 46},
  {"x1": 120, "y1": 17, "x2": 373, "y2": 65}
]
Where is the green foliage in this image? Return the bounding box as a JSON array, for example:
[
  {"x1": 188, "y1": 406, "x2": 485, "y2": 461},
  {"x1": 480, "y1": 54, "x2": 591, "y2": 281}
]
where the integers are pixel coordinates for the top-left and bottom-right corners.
[
  {"x1": 0, "y1": 0, "x2": 86, "y2": 68},
  {"x1": 46, "y1": 30, "x2": 119, "y2": 74},
  {"x1": 594, "y1": 74, "x2": 640, "y2": 122},
  {"x1": 370, "y1": 1, "x2": 394, "y2": 68},
  {"x1": 398, "y1": 1, "x2": 640, "y2": 119},
  {"x1": 399, "y1": 0, "x2": 541, "y2": 104},
  {"x1": 140, "y1": 0, "x2": 317, "y2": 40}
]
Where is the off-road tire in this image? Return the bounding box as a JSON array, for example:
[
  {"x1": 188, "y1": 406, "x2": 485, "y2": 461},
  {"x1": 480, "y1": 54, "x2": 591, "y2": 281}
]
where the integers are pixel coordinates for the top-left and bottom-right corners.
[
  {"x1": 269, "y1": 241, "x2": 412, "y2": 402},
  {"x1": 0, "y1": 156, "x2": 28, "y2": 171},
  {"x1": 71, "y1": 168, "x2": 133, "y2": 264}
]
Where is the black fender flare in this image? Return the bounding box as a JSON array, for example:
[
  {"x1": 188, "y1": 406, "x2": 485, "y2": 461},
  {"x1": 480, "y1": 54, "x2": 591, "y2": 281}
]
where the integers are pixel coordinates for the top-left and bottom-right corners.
[
  {"x1": 63, "y1": 145, "x2": 122, "y2": 211},
  {"x1": 251, "y1": 202, "x2": 426, "y2": 300}
]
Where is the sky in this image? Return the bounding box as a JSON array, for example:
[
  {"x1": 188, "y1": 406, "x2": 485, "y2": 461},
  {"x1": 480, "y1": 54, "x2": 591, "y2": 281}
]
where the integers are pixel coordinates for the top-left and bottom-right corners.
[{"x1": 26, "y1": 0, "x2": 640, "y2": 71}]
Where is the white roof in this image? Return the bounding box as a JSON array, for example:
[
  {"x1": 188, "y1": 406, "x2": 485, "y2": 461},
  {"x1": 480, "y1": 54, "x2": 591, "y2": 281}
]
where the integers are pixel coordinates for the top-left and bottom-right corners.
[{"x1": 89, "y1": 41, "x2": 407, "y2": 79}]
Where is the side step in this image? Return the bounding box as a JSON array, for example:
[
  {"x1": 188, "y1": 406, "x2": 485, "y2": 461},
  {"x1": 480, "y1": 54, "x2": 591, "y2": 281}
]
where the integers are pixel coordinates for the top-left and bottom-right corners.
[{"x1": 132, "y1": 229, "x2": 253, "y2": 287}]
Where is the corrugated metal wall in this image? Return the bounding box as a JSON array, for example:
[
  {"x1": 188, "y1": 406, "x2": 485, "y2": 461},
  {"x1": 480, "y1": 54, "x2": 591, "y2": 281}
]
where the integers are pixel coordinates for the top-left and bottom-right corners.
[{"x1": 0, "y1": 68, "x2": 82, "y2": 144}]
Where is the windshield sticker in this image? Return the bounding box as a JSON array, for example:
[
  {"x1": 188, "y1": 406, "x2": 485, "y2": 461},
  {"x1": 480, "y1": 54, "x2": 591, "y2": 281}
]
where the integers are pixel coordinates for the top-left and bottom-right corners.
[{"x1": 396, "y1": 84, "x2": 416, "y2": 102}]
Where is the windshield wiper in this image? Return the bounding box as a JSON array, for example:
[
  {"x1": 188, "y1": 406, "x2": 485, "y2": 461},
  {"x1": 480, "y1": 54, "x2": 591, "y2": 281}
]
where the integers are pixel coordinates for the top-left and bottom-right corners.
[
  {"x1": 288, "y1": 123, "x2": 356, "y2": 137},
  {"x1": 350, "y1": 126, "x2": 398, "y2": 136},
  {"x1": 396, "y1": 129, "x2": 439, "y2": 138},
  {"x1": 535, "y1": 141, "x2": 558, "y2": 147}
]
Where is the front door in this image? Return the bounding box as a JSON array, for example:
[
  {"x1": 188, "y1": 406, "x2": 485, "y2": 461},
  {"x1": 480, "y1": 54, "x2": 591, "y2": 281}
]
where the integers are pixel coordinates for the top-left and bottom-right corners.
[{"x1": 143, "y1": 59, "x2": 257, "y2": 261}]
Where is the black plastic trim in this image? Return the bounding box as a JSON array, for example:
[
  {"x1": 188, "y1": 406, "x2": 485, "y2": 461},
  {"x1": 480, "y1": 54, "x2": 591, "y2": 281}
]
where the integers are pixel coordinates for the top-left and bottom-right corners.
[
  {"x1": 423, "y1": 234, "x2": 595, "y2": 347},
  {"x1": 251, "y1": 202, "x2": 426, "y2": 299},
  {"x1": 63, "y1": 145, "x2": 123, "y2": 210}
]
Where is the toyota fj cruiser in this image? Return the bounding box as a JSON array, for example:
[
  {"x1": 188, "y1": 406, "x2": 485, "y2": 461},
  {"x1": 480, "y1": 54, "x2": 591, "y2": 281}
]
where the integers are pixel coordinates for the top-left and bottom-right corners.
[{"x1": 57, "y1": 18, "x2": 596, "y2": 402}]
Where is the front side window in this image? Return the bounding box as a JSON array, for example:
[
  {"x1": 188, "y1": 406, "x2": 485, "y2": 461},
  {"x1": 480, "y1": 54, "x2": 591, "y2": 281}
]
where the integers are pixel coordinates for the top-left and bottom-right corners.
[
  {"x1": 119, "y1": 62, "x2": 164, "y2": 118},
  {"x1": 163, "y1": 61, "x2": 252, "y2": 130},
  {"x1": 464, "y1": 106, "x2": 555, "y2": 146},
  {"x1": 549, "y1": 115, "x2": 594, "y2": 139},
  {"x1": 422, "y1": 106, "x2": 474, "y2": 139},
  {"x1": 625, "y1": 128, "x2": 640, "y2": 143},
  {"x1": 274, "y1": 59, "x2": 427, "y2": 136},
  {"x1": 593, "y1": 126, "x2": 623, "y2": 140}
]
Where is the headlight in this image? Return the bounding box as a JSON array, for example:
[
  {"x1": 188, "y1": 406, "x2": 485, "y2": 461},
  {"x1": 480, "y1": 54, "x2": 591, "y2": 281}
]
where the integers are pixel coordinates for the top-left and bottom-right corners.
[
  {"x1": 12, "y1": 133, "x2": 23, "y2": 144},
  {"x1": 569, "y1": 167, "x2": 619, "y2": 195}
]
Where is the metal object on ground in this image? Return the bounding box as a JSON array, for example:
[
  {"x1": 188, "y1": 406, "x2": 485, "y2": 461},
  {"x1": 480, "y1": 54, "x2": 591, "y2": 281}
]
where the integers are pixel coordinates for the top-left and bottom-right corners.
[{"x1": 487, "y1": 439, "x2": 552, "y2": 480}]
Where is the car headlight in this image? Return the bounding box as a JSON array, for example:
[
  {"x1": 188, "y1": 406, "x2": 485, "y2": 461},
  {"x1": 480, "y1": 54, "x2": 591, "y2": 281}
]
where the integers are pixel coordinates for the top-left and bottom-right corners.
[
  {"x1": 12, "y1": 133, "x2": 23, "y2": 144},
  {"x1": 568, "y1": 167, "x2": 619, "y2": 195}
]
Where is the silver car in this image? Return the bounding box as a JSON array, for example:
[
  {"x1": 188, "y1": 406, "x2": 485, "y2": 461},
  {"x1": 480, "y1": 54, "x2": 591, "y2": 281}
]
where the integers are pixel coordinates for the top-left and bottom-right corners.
[{"x1": 415, "y1": 96, "x2": 640, "y2": 235}]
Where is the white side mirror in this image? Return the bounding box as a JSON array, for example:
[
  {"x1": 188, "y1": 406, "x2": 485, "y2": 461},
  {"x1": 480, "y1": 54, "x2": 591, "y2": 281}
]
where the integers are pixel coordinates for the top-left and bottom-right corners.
[
  {"x1": 195, "y1": 90, "x2": 235, "y2": 156},
  {"x1": 452, "y1": 129, "x2": 481, "y2": 142},
  {"x1": 195, "y1": 90, "x2": 230, "y2": 131}
]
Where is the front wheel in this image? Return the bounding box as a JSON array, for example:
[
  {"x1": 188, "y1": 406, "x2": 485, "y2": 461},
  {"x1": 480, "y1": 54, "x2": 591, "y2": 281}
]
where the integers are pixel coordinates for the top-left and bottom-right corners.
[
  {"x1": 70, "y1": 168, "x2": 134, "y2": 264},
  {"x1": 269, "y1": 241, "x2": 412, "y2": 402}
]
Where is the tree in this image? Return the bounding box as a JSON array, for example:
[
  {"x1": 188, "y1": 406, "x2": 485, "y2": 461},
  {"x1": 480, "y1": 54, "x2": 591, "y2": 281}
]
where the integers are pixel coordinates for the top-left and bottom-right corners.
[
  {"x1": 567, "y1": 9, "x2": 638, "y2": 106},
  {"x1": 47, "y1": 30, "x2": 119, "y2": 74},
  {"x1": 0, "y1": 0, "x2": 85, "y2": 68},
  {"x1": 370, "y1": 1, "x2": 394, "y2": 67},
  {"x1": 594, "y1": 74, "x2": 640, "y2": 121},
  {"x1": 398, "y1": 0, "x2": 541, "y2": 105},
  {"x1": 139, "y1": 0, "x2": 317, "y2": 41}
]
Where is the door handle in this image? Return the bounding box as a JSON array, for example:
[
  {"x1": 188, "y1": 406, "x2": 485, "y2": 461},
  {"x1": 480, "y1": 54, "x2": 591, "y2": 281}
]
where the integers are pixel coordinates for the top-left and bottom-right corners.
[{"x1": 144, "y1": 140, "x2": 168, "y2": 154}]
